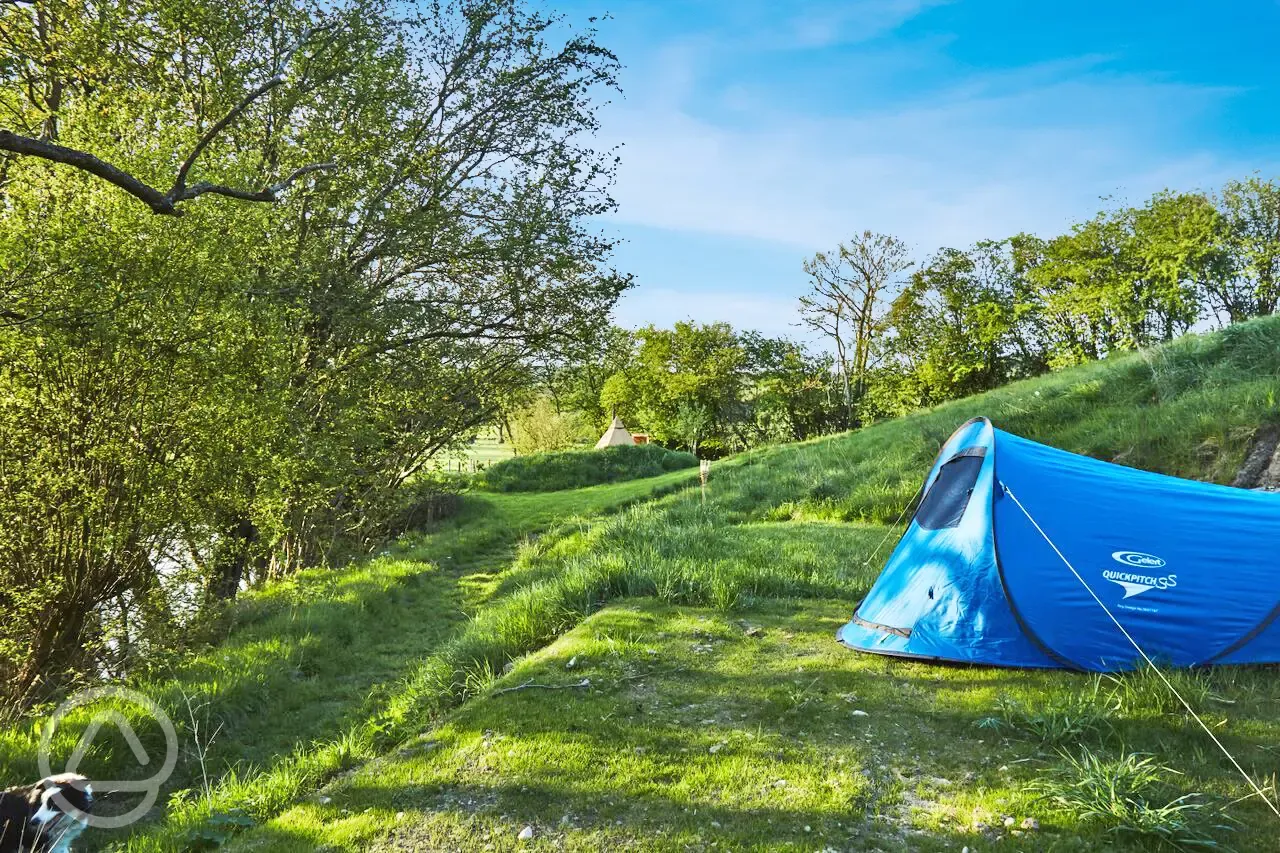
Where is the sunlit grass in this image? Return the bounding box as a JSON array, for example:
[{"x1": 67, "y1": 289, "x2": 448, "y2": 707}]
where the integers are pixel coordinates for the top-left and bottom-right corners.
[
  {"x1": 13, "y1": 316, "x2": 1280, "y2": 850},
  {"x1": 232, "y1": 600, "x2": 1275, "y2": 852},
  {"x1": 0, "y1": 470, "x2": 696, "y2": 851}
]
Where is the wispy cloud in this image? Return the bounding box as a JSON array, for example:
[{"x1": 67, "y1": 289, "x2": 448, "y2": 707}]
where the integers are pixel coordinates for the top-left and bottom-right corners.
[
  {"x1": 604, "y1": 57, "x2": 1245, "y2": 257},
  {"x1": 591, "y1": 2, "x2": 1271, "y2": 334},
  {"x1": 783, "y1": 0, "x2": 953, "y2": 48}
]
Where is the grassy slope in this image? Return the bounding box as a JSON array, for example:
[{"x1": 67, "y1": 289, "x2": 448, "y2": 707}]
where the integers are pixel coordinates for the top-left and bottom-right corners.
[
  {"x1": 0, "y1": 470, "x2": 696, "y2": 851},
  {"x1": 227, "y1": 317, "x2": 1280, "y2": 852}
]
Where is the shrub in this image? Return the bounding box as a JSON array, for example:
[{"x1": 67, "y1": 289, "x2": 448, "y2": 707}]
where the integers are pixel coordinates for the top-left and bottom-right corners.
[
  {"x1": 508, "y1": 397, "x2": 593, "y2": 455},
  {"x1": 478, "y1": 444, "x2": 698, "y2": 492}
]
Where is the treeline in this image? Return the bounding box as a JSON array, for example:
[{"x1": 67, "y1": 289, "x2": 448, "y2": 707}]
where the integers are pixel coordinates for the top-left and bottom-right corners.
[
  {"x1": 516, "y1": 178, "x2": 1280, "y2": 460},
  {"x1": 803, "y1": 180, "x2": 1280, "y2": 424},
  {"x1": 519, "y1": 323, "x2": 839, "y2": 457},
  {"x1": 0, "y1": 0, "x2": 622, "y2": 706}
]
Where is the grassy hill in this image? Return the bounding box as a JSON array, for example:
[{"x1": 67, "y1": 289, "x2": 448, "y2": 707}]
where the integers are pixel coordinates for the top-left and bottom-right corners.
[
  {"x1": 213, "y1": 316, "x2": 1280, "y2": 852},
  {"x1": 13, "y1": 317, "x2": 1280, "y2": 851}
]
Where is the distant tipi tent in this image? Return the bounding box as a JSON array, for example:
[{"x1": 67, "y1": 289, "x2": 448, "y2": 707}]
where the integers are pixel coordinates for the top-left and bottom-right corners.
[{"x1": 595, "y1": 415, "x2": 634, "y2": 449}]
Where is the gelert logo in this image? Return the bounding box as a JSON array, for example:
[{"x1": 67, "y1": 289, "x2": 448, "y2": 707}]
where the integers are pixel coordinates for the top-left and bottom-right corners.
[
  {"x1": 1103, "y1": 551, "x2": 1176, "y2": 599},
  {"x1": 1111, "y1": 551, "x2": 1167, "y2": 569}
]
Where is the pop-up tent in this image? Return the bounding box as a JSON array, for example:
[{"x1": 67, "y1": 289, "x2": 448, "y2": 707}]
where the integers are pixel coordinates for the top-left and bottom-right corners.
[{"x1": 838, "y1": 417, "x2": 1280, "y2": 672}]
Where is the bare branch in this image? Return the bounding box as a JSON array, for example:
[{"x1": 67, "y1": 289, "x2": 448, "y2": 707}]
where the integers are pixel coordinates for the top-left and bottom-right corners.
[
  {"x1": 490, "y1": 677, "x2": 591, "y2": 697},
  {"x1": 175, "y1": 162, "x2": 337, "y2": 205},
  {"x1": 170, "y1": 24, "x2": 331, "y2": 197}
]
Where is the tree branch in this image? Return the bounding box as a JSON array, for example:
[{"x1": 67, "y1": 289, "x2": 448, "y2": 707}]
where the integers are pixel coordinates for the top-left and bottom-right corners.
[
  {"x1": 169, "y1": 75, "x2": 285, "y2": 199},
  {"x1": 489, "y1": 677, "x2": 591, "y2": 696},
  {"x1": 0, "y1": 24, "x2": 338, "y2": 216},
  {"x1": 175, "y1": 162, "x2": 337, "y2": 205},
  {"x1": 0, "y1": 130, "x2": 176, "y2": 213},
  {"x1": 170, "y1": 24, "x2": 329, "y2": 198}
]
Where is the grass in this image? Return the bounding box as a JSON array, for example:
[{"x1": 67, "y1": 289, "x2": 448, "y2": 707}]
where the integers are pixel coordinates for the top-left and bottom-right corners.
[
  {"x1": 478, "y1": 444, "x2": 698, "y2": 493},
  {"x1": 229, "y1": 599, "x2": 1275, "y2": 852},
  {"x1": 450, "y1": 427, "x2": 517, "y2": 472},
  {"x1": 1034, "y1": 749, "x2": 1234, "y2": 850},
  {"x1": 14, "y1": 316, "x2": 1280, "y2": 851},
  {"x1": 0, "y1": 470, "x2": 696, "y2": 851},
  {"x1": 212, "y1": 318, "x2": 1280, "y2": 852},
  {"x1": 977, "y1": 685, "x2": 1115, "y2": 747}
]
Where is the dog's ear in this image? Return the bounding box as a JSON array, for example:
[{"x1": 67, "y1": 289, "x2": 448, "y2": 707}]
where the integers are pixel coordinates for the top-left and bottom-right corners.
[
  {"x1": 24, "y1": 781, "x2": 48, "y2": 807},
  {"x1": 32, "y1": 774, "x2": 92, "y2": 818}
]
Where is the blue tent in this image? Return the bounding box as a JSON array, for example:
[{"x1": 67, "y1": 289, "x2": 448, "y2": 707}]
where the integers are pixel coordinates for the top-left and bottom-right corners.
[{"x1": 838, "y1": 417, "x2": 1280, "y2": 671}]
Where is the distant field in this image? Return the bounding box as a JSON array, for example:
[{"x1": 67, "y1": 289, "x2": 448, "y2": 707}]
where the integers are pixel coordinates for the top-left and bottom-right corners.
[{"x1": 448, "y1": 427, "x2": 516, "y2": 471}]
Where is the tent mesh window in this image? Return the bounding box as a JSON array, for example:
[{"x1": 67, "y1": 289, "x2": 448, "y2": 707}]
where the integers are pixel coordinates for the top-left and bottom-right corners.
[{"x1": 915, "y1": 450, "x2": 984, "y2": 530}]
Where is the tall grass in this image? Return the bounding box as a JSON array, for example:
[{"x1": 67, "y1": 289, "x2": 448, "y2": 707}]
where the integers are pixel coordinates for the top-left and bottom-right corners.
[
  {"x1": 1035, "y1": 748, "x2": 1234, "y2": 849},
  {"x1": 978, "y1": 685, "x2": 1115, "y2": 746}
]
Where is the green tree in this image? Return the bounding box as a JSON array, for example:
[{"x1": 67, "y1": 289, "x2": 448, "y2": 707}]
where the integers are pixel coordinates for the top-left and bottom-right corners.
[
  {"x1": 1026, "y1": 210, "x2": 1151, "y2": 363},
  {"x1": 1216, "y1": 177, "x2": 1280, "y2": 321},
  {"x1": 738, "y1": 332, "x2": 837, "y2": 443},
  {"x1": 882, "y1": 241, "x2": 1045, "y2": 406},
  {"x1": 545, "y1": 326, "x2": 638, "y2": 429},
  {"x1": 0, "y1": 0, "x2": 346, "y2": 216},
  {"x1": 0, "y1": 0, "x2": 627, "y2": 702},
  {"x1": 603, "y1": 322, "x2": 745, "y2": 454},
  {"x1": 509, "y1": 397, "x2": 591, "y2": 455},
  {"x1": 1130, "y1": 191, "x2": 1217, "y2": 339},
  {"x1": 672, "y1": 402, "x2": 714, "y2": 457},
  {"x1": 597, "y1": 324, "x2": 840, "y2": 453}
]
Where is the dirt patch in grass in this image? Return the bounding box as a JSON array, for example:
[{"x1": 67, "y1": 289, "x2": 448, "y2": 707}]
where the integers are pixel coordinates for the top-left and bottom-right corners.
[{"x1": 1232, "y1": 422, "x2": 1280, "y2": 489}]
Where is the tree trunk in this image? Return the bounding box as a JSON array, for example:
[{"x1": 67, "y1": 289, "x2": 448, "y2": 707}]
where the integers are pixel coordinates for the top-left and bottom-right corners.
[
  {"x1": 833, "y1": 338, "x2": 853, "y2": 430},
  {"x1": 14, "y1": 603, "x2": 89, "y2": 702},
  {"x1": 206, "y1": 517, "x2": 258, "y2": 604}
]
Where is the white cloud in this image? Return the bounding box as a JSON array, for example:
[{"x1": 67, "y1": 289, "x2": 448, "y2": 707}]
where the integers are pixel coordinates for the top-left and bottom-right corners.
[
  {"x1": 589, "y1": 6, "x2": 1276, "y2": 337},
  {"x1": 602, "y1": 54, "x2": 1254, "y2": 260}
]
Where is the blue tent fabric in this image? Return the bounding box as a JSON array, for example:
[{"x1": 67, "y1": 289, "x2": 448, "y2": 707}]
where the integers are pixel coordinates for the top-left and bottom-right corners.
[{"x1": 837, "y1": 417, "x2": 1280, "y2": 672}]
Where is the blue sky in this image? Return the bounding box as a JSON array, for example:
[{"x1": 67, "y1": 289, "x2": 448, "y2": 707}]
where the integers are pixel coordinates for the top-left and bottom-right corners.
[{"x1": 562, "y1": 0, "x2": 1280, "y2": 339}]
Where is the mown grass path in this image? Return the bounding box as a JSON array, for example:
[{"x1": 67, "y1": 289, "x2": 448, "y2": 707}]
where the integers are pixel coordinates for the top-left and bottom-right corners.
[{"x1": 0, "y1": 471, "x2": 695, "y2": 852}]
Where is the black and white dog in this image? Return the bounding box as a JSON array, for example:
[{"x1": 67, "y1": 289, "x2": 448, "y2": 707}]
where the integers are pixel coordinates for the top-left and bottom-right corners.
[{"x1": 0, "y1": 775, "x2": 92, "y2": 853}]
